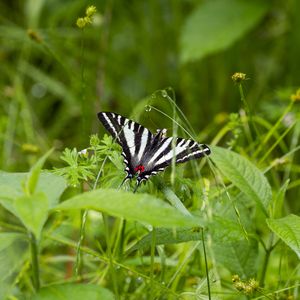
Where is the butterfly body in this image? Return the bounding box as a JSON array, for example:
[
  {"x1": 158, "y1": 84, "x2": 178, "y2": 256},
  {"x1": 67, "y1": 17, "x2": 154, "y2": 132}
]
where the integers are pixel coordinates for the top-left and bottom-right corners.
[{"x1": 98, "y1": 112, "x2": 210, "y2": 188}]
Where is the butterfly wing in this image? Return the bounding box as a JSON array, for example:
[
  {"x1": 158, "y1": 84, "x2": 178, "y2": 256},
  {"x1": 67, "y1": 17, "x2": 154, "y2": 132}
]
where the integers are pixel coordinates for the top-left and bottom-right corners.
[
  {"x1": 98, "y1": 112, "x2": 211, "y2": 187},
  {"x1": 97, "y1": 112, "x2": 153, "y2": 178},
  {"x1": 138, "y1": 137, "x2": 210, "y2": 182}
]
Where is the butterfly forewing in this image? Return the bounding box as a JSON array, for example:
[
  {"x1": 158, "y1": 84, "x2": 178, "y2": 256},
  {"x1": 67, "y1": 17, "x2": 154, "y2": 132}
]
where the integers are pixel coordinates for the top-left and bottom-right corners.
[{"x1": 98, "y1": 112, "x2": 153, "y2": 176}]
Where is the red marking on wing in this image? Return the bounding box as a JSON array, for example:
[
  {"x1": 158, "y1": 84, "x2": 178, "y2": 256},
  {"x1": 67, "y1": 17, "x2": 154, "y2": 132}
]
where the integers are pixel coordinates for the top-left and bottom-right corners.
[{"x1": 134, "y1": 165, "x2": 145, "y2": 173}]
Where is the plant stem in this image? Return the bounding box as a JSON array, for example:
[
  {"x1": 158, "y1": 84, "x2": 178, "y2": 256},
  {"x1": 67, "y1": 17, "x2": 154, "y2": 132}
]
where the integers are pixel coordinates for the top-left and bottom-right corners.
[
  {"x1": 201, "y1": 229, "x2": 211, "y2": 300},
  {"x1": 238, "y1": 83, "x2": 253, "y2": 145},
  {"x1": 170, "y1": 89, "x2": 177, "y2": 186},
  {"x1": 103, "y1": 213, "x2": 119, "y2": 298},
  {"x1": 259, "y1": 233, "x2": 274, "y2": 286},
  {"x1": 150, "y1": 227, "x2": 156, "y2": 299},
  {"x1": 253, "y1": 100, "x2": 294, "y2": 158},
  {"x1": 75, "y1": 209, "x2": 88, "y2": 277},
  {"x1": 118, "y1": 219, "x2": 127, "y2": 258},
  {"x1": 30, "y1": 232, "x2": 40, "y2": 291}
]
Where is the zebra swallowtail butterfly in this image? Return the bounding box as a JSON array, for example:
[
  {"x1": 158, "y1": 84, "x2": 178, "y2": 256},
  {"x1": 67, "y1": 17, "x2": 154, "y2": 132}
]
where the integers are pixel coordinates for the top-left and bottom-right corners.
[{"x1": 98, "y1": 112, "x2": 210, "y2": 189}]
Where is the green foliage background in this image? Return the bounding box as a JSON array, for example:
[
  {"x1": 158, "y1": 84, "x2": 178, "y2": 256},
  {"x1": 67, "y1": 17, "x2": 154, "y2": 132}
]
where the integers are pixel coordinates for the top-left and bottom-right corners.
[{"x1": 0, "y1": 0, "x2": 300, "y2": 299}]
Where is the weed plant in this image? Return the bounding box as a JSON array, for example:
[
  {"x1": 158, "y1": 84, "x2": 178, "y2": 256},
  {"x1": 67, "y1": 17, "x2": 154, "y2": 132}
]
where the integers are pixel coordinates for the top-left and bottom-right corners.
[{"x1": 0, "y1": 1, "x2": 300, "y2": 300}]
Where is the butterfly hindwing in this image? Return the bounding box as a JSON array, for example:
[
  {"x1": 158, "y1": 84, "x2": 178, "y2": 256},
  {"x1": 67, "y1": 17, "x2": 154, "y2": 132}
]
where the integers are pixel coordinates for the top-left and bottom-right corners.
[{"x1": 139, "y1": 137, "x2": 210, "y2": 180}]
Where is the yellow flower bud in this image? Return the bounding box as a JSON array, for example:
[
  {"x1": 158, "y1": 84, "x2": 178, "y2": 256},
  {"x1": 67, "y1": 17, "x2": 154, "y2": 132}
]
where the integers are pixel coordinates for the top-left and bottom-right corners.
[
  {"x1": 83, "y1": 16, "x2": 92, "y2": 25},
  {"x1": 231, "y1": 72, "x2": 246, "y2": 83},
  {"x1": 86, "y1": 5, "x2": 97, "y2": 17},
  {"x1": 76, "y1": 17, "x2": 86, "y2": 28},
  {"x1": 291, "y1": 89, "x2": 300, "y2": 102}
]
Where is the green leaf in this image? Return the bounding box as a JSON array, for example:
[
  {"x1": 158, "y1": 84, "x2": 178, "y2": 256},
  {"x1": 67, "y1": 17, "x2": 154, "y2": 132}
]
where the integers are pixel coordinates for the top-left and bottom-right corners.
[
  {"x1": 55, "y1": 189, "x2": 203, "y2": 228},
  {"x1": 37, "y1": 172, "x2": 68, "y2": 208},
  {"x1": 210, "y1": 146, "x2": 272, "y2": 215},
  {"x1": 209, "y1": 216, "x2": 248, "y2": 242},
  {"x1": 0, "y1": 233, "x2": 29, "y2": 300},
  {"x1": 0, "y1": 171, "x2": 67, "y2": 211},
  {"x1": 267, "y1": 214, "x2": 300, "y2": 259},
  {"x1": 210, "y1": 216, "x2": 258, "y2": 277},
  {"x1": 127, "y1": 227, "x2": 202, "y2": 254},
  {"x1": 31, "y1": 283, "x2": 114, "y2": 300},
  {"x1": 26, "y1": 148, "x2": 54, "y2": 194},
  {"x1": 213, "y1": 237, "x2": 258, "y2": 277},
  {"x1": 180, "y1": 0, "x2": 270, "y2": 63},
  {"x1": 14, "y1": 192, "x2": 49, "y2": 238}
]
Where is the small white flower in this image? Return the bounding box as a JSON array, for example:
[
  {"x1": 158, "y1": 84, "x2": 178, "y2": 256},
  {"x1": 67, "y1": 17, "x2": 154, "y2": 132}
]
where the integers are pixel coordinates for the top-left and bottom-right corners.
[{"x1": 78, "y1": 148, "x2": 88, "y2": 156}]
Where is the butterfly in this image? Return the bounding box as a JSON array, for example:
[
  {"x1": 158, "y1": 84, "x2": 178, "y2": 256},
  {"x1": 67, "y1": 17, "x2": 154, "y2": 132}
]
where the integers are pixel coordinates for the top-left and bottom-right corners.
[{"x1": 98, "y1": 112, "x2": 210, "y2": 190}]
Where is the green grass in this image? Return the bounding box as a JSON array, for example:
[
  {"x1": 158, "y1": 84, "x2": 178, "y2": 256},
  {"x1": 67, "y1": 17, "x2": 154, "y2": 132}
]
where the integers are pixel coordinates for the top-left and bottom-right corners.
[{"x1": 1, "y1": 1, "x2": 300, "y2": 299}]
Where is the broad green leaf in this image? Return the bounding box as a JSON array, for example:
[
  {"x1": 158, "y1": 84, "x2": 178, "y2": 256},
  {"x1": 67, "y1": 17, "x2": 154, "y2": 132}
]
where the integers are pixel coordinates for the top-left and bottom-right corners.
[
  {"x1": 37, "y1": 172, "x2": 68, "y2": 208},
  {"x1": 0, "y1": 233, "x2": 29, "y2": 300},
  {"x1": 180, "y1": 0, "x2": 270, "y2": 63},
  {"x1": 267, "y1": 214, "x2": 300, "y2": 259},
  {"x1": 209, "y1": 216, "x2": 248, "y2": 242},
  {"x1": 0, "y1": 171, "x2": 67, "y2": 209},
  {"x1": 55, "y1": 189, "x2": 203, "y2": 228},
  {"x1": 213, "y1": 237, "x2": 258, "y2": 277},
  {"x1": 210, "y1": 146, "x2": 271, "y2": 215},
  {"x1": 26, "y1": 148, "x2": 54, "y2": 195},
  {"x1": 210, "y1": 216, "x2": 258, "y2": 277},
  {"x1": 127, "y1": 227, "x2": 202, "y2": 254},
  {"x1": 0, "y1": 186, "x2": 19, "y2": 216},
  {"x1": 31, "y1": 283, "x2": 114, "y2": 300},
  {"x1": 14, "y1": 192, "x2": 49, "y2": 238}
]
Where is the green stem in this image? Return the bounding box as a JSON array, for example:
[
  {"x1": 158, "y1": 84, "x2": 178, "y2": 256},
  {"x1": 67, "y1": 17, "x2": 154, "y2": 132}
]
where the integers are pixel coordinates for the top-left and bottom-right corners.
[
  {"x1": 258, "y1": 121, "x2": 296, "y2": 164},
  {"x1": 239, "y1": 84, "x2": 250, "y2": 116},
  {"x1": 79, "y1": 29, "x2": 87, "y2": 145},
  {"x1": 238, "y1": 84, "x2": 253, "y2": 144},
  {"x1": 170, "y1": 89, "x2": 178, "y2": 186},
  {"x1": 253, "y1": 100, "x2": 294, "y2": 158},
  {"x1": 201, "y1": 229, "x2": 211, "y2": 300},
  {"x1": 150, "y1": 227, "x2": 156, "y2": 299},
  {"x1": 30, "y1": 232, "x2": 40, "y2": 291},
  {"x1": 75, "y1": 209, "x2": 88, "y2": 277},
  {"x1": 103, "y1": 213, "x2": 119, "y2": 298},
  {"x1": 118, "y1": 219, "x2": 127, "y2": 258},
  {"x1": 259, "y1": 233, "x2": 274, "y2": 286}
]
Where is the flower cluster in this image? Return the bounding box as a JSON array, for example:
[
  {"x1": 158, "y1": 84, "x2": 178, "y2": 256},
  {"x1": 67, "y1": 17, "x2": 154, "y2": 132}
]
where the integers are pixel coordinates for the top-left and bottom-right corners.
[
  {"x1": 232, "y1": 274, "x2": 259, "y2": 295},
  {"x1": 76, "y1": 5, "x2": 97, "y2": 28},
  {"x1": 231, "y1": 72, "x2": 247, "y2": 83}
]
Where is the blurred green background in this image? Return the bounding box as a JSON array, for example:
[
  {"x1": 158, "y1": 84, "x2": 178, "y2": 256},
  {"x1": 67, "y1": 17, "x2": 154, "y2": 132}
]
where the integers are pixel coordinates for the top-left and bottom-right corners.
[{"x1": 0, "y1": 0, "x2": 299, "y2": 171}]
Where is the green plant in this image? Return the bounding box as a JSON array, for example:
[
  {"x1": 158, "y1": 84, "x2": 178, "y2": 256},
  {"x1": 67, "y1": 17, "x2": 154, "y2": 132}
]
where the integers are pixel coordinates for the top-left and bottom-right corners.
[{"x1": 1, "y1": 1, "x2": 300, "y2": 299}]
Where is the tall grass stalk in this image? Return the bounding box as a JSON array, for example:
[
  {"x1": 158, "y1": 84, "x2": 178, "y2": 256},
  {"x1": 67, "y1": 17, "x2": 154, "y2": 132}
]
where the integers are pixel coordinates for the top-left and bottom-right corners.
[
  {"x1": 201, "y1": 230, "x2": 211, "y2": 300},
  {"x1": 75, "y1": 209, "x2": 88, "y2": 277},
  {"x1": 259, "y1": 122, "x2": 296, "y2": 164},
  {"x1": 238, "y1": 83, "x2": 254, "y2": 145},
  {"x1": 103, "y1": 212, "x2": 119, "y2": 298},
  {"x1": 253, "y1": 100, "x2": 294, "y2": 158},
  {"x1": 150, "y1": 227, "x2": 156, "y2": 299},
  {"x1": 170, "y1": 90, "x2": 178, "y2": 186},
  {"x1": 30, "y1": 232, "x2": 40, "y2": 291}
]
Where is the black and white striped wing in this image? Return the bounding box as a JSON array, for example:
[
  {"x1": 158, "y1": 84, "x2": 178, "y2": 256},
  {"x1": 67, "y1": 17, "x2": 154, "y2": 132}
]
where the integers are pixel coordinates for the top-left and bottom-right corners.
[
  {"x1": 97, "y1": 112, "x2": 153, "y2": 176},
  {"x1": 140, "y1": 137, "x2": 210, "y2": 180}
]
